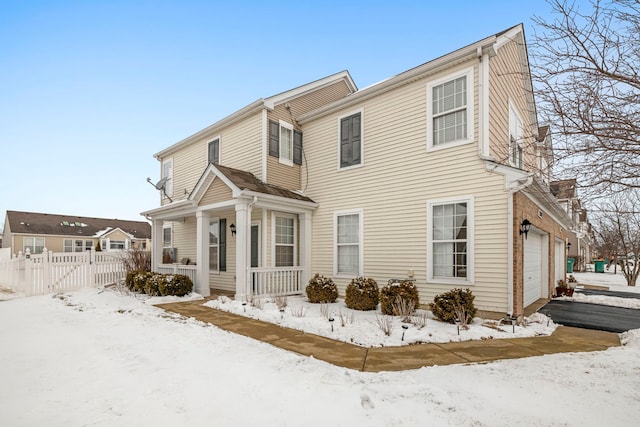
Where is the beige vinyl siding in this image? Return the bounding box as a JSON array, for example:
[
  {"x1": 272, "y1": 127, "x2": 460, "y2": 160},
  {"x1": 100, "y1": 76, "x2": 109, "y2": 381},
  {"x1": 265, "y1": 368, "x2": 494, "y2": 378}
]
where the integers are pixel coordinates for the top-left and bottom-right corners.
[
  {"x1": 199, "y1": 178, "x2": 233, "y2": 206},
  {"x1": 162, "y1": 111, "x2": 263, "y2": 205},
  {"x1": 171, "y1": 218, "x2": 196, "y2": 262},
  {"x1": 488, "y1": 39, "x2": 537, "y2": 171},
  {"x1": 303, "y1": 60, "x2": 511, "y2": 312},
  {"x1": 266, "y1": 80, "x2": 354, "y2": 190},
  {"x1": 103, "y1": 229, "x2": 129, "y2": 241}
]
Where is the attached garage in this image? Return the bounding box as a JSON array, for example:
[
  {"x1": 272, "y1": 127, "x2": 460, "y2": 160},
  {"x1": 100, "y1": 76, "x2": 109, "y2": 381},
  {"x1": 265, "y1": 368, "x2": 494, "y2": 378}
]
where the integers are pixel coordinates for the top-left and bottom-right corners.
[{"x1": 523, "y1": 232, "x2": 548, "y2": 307}]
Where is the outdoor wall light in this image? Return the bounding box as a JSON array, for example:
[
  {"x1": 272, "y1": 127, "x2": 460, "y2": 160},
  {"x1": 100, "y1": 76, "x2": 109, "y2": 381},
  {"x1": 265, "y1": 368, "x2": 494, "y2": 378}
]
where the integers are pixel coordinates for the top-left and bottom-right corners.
[
  {"x1": 230, "y1": 223, "x2": 236, "y2": 236},
  {"x1": 519, "y1": 219, "x2": 531, "y2": 239},
  {"x1": 567, "y1": 242, "x2": 572, "y2": 252}
]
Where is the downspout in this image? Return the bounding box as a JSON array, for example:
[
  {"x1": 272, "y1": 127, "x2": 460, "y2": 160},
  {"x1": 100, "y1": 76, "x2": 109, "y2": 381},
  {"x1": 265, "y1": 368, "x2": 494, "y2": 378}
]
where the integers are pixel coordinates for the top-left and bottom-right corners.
[
  {"x1": 261, "y1": 109, "x2": 268, "y2": 182},
  {"x1": 507, "y1": 174, "x2": 534, "y2": 316},
  {"x1": 477, "y1": 47, "x2": 493, "y2": 162}
]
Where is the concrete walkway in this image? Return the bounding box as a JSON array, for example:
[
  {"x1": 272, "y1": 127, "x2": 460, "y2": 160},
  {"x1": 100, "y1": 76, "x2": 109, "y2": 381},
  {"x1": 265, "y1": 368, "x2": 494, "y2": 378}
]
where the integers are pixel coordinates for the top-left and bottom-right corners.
[{"x1": 156, "y1": 299, "x2": 621, "y2": 372}]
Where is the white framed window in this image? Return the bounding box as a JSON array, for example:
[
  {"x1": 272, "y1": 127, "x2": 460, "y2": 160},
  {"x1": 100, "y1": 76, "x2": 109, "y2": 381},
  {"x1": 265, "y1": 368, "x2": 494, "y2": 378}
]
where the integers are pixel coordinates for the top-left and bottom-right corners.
[
  {"x1": 209, "y1": 219, "x2": 219, "y2": 272},
  {"x1": 334, "y1": 209, "x2": 363, "y2": 277},
  {"x1": 23, "y1": 237, "x2": 45, "y2": 254},
  {"x1": 64, "y1": 239, "x2": 73, "y2": 252},
  {"x1": 161, "y1": 158, "x2": 173, "y2": 199},
  {"x1": 110, "y1": 240, "x2": 126, "y2": 250},
  {"x1": 65, "y1": 239, "x2": 93, "y2": 252},
  {"x1": 85, "y1": 240, "x2": 93, "y2": 251},
  {"x1": 427, "y1": 67, "x2": 474, "y2": 151},
  {"x1": 272, "y1": 213, "x2": 296, "y2": 267},
  {"x1": 427, "y1": 197, "x2": 474, "y2": 284},
  {"x1": 338, "y1": 109, "x2": 363, "y2": 169},
  {"x1": 162, "y1": 224, "x2": 172, "y2": 248},
  {"x1": 279, "y1": 120, "x2": 294, "y2": 165},
  {"x1": 509, "y1": 102, "x2": 524, "y2": 168}
]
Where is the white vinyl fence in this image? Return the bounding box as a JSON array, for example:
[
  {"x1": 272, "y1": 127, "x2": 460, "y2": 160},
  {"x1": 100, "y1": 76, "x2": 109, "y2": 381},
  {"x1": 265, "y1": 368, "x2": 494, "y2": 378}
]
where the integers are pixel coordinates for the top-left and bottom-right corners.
[{"x1": 0, "y1": 248, "x2": 128, "y2": 296}]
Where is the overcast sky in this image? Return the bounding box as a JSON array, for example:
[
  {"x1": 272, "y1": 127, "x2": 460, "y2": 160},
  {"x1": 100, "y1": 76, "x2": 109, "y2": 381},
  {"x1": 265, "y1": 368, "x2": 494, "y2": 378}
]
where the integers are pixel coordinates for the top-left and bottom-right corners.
[{"x1": 0, "y1": 0, "x2": 574, "y2": 228}]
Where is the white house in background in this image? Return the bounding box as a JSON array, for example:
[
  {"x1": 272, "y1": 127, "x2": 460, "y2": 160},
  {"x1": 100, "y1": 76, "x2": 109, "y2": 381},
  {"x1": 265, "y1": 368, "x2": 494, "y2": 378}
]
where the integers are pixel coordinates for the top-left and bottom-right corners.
[{"x1": 143, "y1": 24, "x2": 572, "y2": 317}]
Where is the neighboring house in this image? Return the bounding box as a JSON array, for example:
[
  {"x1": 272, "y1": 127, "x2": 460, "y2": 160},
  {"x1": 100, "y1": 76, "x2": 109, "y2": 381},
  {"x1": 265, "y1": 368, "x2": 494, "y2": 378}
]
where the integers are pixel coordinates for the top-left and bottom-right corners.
[
  {"x1": 550, "y1": 179, "x2": 594, "y2": 270},
  {"x1": 2, "y1": 211, "x2": 151, "y2": 255},
  {"x1": 142, "y1": 24, "x2": 572, "y2": 317}
]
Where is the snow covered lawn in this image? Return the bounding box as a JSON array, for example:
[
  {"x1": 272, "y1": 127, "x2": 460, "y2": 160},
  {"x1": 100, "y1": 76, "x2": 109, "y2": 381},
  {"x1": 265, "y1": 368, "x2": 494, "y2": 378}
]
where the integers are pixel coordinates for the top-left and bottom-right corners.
[{"x1": 1, "y1": 282, "x2": 640, "y2": 426}]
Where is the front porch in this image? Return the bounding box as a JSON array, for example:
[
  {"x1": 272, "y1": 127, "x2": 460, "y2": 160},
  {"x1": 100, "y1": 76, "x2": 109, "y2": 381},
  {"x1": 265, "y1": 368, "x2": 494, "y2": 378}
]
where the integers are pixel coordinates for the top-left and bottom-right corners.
[{"x1": 143, "y1": 164, "x2": 316, "y2": 300}]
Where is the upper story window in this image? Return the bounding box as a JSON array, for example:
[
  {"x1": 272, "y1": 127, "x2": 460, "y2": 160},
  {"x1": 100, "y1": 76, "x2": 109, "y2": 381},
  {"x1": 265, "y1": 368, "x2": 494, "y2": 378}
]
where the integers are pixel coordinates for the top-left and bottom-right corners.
[
  {"x1": 509, "y1": 103, "x2": 524, "y2": 168},
  {"x1": 161, "y1": 158, "x2": 173, "y2": 199},
  {"x1": 23, "y1": 237, "x2": 44, "y2": 254},
  {"x1": 427, "y1": 68, "x2": 474, "y2": 150},
  {"x1": 269, "y1": 120, "x2": 302, "y2": 165},
  {"x1": 208, "y1": 137, "x2": 220, "y2": 165},
  {"x1": 339, "y1": 111, "x2": 362, "y2": 169}
]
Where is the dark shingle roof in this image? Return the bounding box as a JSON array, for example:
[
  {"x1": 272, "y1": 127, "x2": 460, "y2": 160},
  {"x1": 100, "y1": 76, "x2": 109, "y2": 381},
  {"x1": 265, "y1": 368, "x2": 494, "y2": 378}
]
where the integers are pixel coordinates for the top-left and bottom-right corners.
[
  {"x1": 6, "y1": 211, "x2": 151, "y2": 239},
  {"x1": 215, "y1": 164, "x2": 315, "y2": 203}
]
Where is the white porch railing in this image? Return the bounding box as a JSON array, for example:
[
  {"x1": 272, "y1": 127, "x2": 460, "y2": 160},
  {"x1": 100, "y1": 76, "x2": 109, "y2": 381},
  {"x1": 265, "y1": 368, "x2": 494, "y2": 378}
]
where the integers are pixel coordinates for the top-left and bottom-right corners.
[
  {"x1": 157, "y1": 264, "x2": 198, "y2": 287},
  {"x1": 0, "y1": 248, "x2": 127, "y2": 296},
  {"x1": 250, "y1": 266, "x2": 303, "y2": 296}
]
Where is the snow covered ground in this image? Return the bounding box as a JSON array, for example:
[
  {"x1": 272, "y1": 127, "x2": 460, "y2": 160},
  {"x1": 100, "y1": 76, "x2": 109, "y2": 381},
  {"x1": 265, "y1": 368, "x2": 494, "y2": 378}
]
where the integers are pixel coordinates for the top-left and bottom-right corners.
[{"x1": 1, "y1": 272, "x2": 639, "y2": 426}]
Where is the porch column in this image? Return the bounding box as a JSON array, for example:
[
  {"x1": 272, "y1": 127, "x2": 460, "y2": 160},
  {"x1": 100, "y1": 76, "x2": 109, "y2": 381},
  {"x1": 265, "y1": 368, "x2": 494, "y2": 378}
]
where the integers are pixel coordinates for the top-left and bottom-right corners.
[
  {"x1": 196, "y1": 211, "x2": 211, "y2": 297},
  {"x1": 235, "y1": 201, "x2": 250, "y2": 300},
  {"x1": 299, "y1": 211, "x2": 313, "y2": 285},
  {"x1": 151, "y1": 218, "x2": 163, "y2": 272}
]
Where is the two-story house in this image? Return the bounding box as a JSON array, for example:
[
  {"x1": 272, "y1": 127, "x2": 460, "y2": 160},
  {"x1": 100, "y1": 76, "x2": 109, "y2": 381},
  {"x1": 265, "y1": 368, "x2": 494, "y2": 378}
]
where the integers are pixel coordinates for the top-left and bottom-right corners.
[
  {"x1": 142, "y1": 24, "x2": 572, "y2": 317},
  {"x1": 550, "y1": 179, "x2": 594, "y2": 270}
]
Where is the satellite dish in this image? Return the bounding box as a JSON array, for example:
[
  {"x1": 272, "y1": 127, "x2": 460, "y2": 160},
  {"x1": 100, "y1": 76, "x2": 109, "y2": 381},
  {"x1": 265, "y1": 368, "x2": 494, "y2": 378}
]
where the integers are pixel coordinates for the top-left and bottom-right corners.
[
  {"x1": 147, "y1": 176, "x2": 169, "y2": 190},
  {"x1": 146, "y1": 177, "x2": 173, "y2": 202}
]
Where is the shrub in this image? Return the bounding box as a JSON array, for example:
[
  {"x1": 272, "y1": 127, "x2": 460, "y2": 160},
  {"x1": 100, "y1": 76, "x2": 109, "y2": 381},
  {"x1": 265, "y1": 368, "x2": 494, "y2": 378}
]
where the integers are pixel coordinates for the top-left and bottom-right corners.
[
  {"x1": 125, "y1": 270, "x2": 140, "y2": 291},
  {"x1": 431, "y1": 288, "x2": 477, "y2": 324},
  {"x1": 159, "y1": 274, "x2": 193, "y2": 297},
  {"x1": 306, "y1": 274, "x2": 338, "y2": 303},
  {"x1": 132, "y1": 271, "x2": 154, "y2": 293},
  {"x1": 144, "y1": 273, "x2": 167, "y2": 296},
  {"x1": 345, "y1": 276, "x2": 379, "y2": 311},
  {"x1": 380, "y1": 280, "x2": 419, "y2": 315}
]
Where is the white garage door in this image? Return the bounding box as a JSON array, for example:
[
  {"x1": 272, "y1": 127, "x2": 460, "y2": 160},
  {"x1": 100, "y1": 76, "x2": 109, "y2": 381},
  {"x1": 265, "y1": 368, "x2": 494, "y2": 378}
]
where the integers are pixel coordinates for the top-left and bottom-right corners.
[{"x1": 524, "y1": 233, "x2": 543, "y2": 307}]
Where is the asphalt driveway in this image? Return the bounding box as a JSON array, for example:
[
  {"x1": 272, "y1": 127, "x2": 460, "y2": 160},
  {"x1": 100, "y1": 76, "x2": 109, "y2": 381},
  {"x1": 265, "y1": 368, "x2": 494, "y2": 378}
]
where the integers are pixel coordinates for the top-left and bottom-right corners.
[{"x1": 538, "y1": 289, "x2": 640, "y2": 333}]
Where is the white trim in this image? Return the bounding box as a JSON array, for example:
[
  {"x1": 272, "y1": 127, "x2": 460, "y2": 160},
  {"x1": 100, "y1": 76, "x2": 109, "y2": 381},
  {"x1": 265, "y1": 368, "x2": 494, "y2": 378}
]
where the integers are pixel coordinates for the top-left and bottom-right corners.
[
  {"x1": 261, "y1": 109, "x2": 268, "y2": 182},
  {"x1": 278, "y1": 120, "x2": 294, "y2": 166},
  {"x1": 333, "y1": 208, "x2": 364, "y2": 278},
  {"x1": 264, "y1": 70, "x2": 357, "y2": 108},
  {"x1": 426, "y1": 66, "x2": 475, "y2": 152},
  {"x1": 426, "y1": 196, "x2": 475, "y2": 286},
  {"x1": 271, "y1": 212, "x2": 298, "y2": 267},
  {"x1": 161, "y1": 157, "x2": 173, "y2": 200},
  {"x1": 337, "y1": 108, "x2": 364, "y2": 171}
]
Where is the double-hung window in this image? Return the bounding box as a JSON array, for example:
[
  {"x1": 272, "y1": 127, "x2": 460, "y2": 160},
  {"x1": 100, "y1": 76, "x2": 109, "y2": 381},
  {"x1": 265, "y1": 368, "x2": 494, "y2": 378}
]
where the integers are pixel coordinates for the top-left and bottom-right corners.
[
  {"x1": 163, "y1": 224, "x2": 172, "y2": 248},
  {"x1": 427, "y1": 68, "x2": 474, "y2": 150},
  {"x1": 509, "y1": 103, "x2": 524, "y2": 168},
  {"x1": 208, "y1": 138, "x2": 220, "y2": 165},
  {"x1": 274, "y1": 214, "x2": 296, "y2": 267},
  {"x1": 339, "y1": 111, "x2": 362, "y2": 168},
  {"x1": 428, "y1": 198, "x2": 473, "y2": 283},
  {"x1": 23, "y1": 237, "x2": 45, "y2": 254},
  {"x1": 334, "y1": 210, "x2": 363, "y2": 276},
  {"x1": 269, "y1": 120, "x2": 302, "y2": 165}
]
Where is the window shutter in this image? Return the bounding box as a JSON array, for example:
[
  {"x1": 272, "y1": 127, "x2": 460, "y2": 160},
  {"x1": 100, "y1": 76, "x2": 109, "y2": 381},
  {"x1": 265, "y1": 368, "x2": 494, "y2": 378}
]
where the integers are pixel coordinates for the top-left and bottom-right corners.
[
  {"x1": 209, "y1": 139, "x2": 220, "y2": 165},
  {"x1": 269, "y1": 120, "x2": 279, "y2": 157},
  {"x1": 340, "y1": 117, "x2": 351, "y2": 167},
  {"x1": 293, "y1": 130, "x2": 303, "y2": 165},
  {"x1": 351, "y1": 114, "x2": 361, "y2": 165},
  {"x1": 219, "y1": 219, "x2": 226, "y2": 272}
]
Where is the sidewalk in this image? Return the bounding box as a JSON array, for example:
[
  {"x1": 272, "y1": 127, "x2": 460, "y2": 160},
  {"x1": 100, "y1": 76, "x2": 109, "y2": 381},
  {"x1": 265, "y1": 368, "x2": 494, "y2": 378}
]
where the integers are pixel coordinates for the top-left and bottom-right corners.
[{"x1": 157, "y1": 299, "x2": 621, "y2": 372}]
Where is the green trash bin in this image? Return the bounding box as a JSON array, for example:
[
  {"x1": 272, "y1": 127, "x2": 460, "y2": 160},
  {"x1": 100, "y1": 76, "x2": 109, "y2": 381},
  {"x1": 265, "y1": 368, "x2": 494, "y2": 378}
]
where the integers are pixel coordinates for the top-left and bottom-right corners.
[
  {"x1": 567, "y1": 258, "x2": 575, "y2": 273},
  {"x1": 594, "y1": 260, "x2": 605, "y2": 273}
]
